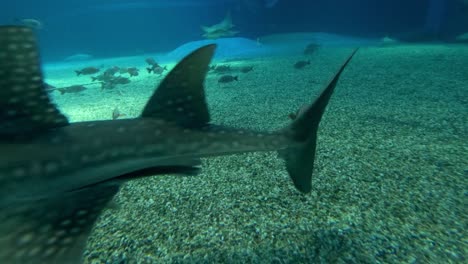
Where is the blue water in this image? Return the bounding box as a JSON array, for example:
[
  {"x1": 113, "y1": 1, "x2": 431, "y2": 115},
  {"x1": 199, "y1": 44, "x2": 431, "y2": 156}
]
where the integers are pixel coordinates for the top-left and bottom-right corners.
[
  {"x1": 1, "y1": 1, "x2": 467, "y2": 263},
  {"x1": 2, "y1": 0, "x2": 467, "y2": 62}
]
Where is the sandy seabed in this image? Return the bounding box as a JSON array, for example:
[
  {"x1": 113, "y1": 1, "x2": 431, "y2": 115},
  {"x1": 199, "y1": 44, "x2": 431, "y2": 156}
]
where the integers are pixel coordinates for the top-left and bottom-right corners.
[{"x1": 45, "y1": 43, "x2": 467, "y2": 263}]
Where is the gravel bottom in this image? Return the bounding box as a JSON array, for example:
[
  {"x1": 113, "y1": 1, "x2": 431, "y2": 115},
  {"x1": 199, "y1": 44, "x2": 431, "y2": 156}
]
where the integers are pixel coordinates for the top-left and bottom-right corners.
[{"x1": 48, "y1": 44, "x2": 467, "y2": 263}]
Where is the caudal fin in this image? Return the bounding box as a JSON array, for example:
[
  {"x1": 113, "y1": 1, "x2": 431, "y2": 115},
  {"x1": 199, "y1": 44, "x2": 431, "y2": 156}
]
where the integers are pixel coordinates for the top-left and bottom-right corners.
[{"x1": 281, "y1": 49, "x2": 358, "y2": 193}]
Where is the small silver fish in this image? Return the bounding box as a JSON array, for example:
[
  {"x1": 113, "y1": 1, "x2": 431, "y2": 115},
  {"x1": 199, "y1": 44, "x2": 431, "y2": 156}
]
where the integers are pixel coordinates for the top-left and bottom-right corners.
[
  {"x1": 112, "y1": 108, "x2": 126, "y2": 120},
  {"x1": 19, "y1": 18, "x2": 43, "y2": 29},
  {"x1": 218, "y1": 75, "x2": 238, "y2": 83},
  {"x1": 56, "y1": 85, "x2": 87, "y2": 95},
  {"x1": 75, "y1": 67, "x2": 100, "y2": 76},
  {"x1": 294, "y1": 60, "x2": 311, "y2": 69}
]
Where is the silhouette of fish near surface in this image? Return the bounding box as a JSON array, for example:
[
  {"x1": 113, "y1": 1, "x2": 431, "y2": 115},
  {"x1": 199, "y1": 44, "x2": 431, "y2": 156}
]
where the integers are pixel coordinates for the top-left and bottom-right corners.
[
  {"x1": 0, "y1": 25, "x2": 357, "y2": 264},
  {"x1": 201, "y1": 11, "x2": 239, "y2": 39}
]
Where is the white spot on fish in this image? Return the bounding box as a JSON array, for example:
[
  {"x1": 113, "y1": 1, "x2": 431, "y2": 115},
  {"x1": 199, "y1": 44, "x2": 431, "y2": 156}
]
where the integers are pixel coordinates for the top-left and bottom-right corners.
[
  {"x1": 46, "y1": 107, "x2": 56, "y2": 113},
  {"x1": 26, "y1": 91, "x2": 38, "y2": 97},
  {"x1": 12, "y1": 167, "x2": 26, "y2": 178},
  {"x1": 17, "y1": 232, "x2": 34, "y2": 245},
  {"x1": 76, "y1": 209, "x2": 88, "y2": 216},
  {"x1": 59, "y1": 219, "x2": 72, "y2": 227},
  {"x1": 15, "y1": 54, "x2": 25, "y2": 60},
  {"x1": 70, "y1": 227, "x2": 81, "y2": 234},
  {"x1": 14, "y1": 248, "x2": 27, "y2": 259},
  {"x1": 27, "y1": 246, "x2": 41, "y2": 257},
  {"x1": 28, "y1": 83, "x2": 40, "y2": 89},
  {"x1": 109, "y1": 150, "x2": 120, "y2": 158},
  {"x1": 22, "y1": 43, "x2": 33, "y2": 49},
  {"x1": 13, "y1": 68, "x2": 27, "y2": 74},
  {"x1": 29, "y1": 64, "x2": 39, "y2": 71},
  {"x1": 11, "y1": 85, "x2": 24, "y2": 92},
  {"x1": 42, "y1": 246, "x2": 57, "y2": 257},
  {"x1": 44, "y1": 162, "x2": 58, "y2": 174},
  {"x1": 54, "y1": 229, "x2": 66, "y2": 237},
  {"x1": 61, "y1": 237, "x2": 74, "y2": 245},
  {"x1": 50, "y1": 136, "x2": 61, "y2": 144},
  {"x1": 77, "y1": 219, "x2": 88, "y2": 225},
  {"x1": 38, "y1": 224, "x2": 52, "y2": 234},
  {"x1": 92, "y1": 138, "x2": 102, "y2": 147},
  {"x1": 7, "y1": 27, "x2": 18, "y2": 33},
  {"x1": 25, "y1": 100, "x2": 38, "y2": 107},
  {"x1": 7, "y1": 43, "x2": 18, "y2": 50},
  {"x1": 80, "y1": 155, "x2": 90, "y2": 163},
  {"x1": 28, "y1": 51, "x2": 37, "y2": 58},
  {"x1": 46, "y1": 236, "x2": 57, "y2": 245},
  {"x1": 8, "y1": 97, "x2": 20, "y2": 103}
]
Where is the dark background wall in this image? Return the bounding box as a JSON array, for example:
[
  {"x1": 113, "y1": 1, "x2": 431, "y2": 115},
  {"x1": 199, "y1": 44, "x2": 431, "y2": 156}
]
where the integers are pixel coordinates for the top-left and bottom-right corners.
[{"x1": 1, "y1": 0, "x2": 466, "y2": 62}]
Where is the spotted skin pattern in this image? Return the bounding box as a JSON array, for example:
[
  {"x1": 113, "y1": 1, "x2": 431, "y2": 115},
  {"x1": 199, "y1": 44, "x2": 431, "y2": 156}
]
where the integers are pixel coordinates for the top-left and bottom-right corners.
[{"x1": 0, "y1": 25, "x2": 357, "y2": 263}]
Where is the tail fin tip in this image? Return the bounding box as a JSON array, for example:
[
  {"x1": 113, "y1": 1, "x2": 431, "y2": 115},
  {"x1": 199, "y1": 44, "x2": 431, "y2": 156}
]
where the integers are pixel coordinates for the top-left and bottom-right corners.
[{"x1": 283, "y1": 48, "x2": 358, "y2": 193}]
